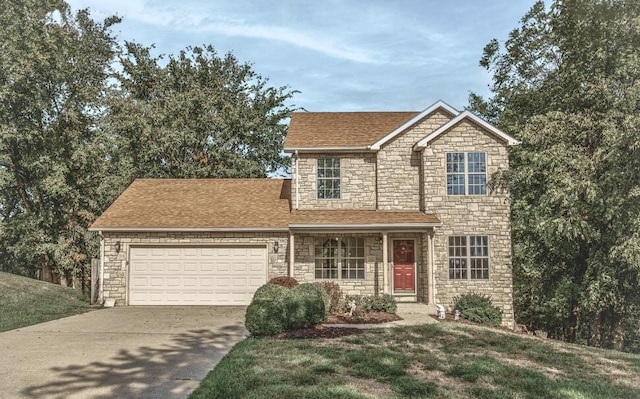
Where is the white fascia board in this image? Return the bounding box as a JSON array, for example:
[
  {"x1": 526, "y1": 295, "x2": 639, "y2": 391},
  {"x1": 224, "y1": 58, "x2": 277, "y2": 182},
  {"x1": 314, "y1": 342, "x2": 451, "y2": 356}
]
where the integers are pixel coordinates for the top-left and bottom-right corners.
[
  {"x1": 414, "y1": 111, "x2": 521, "y2": 149},
  {"x1": 284, "y1": 146, "x2": 372, "y2": 153},
  {"x1": 369, "y1": 100, "x2": 459, "y2": 151},
  {"x1": 87, "y1": 227, "x2": 290, "y2": 233},
  {"x1": 289, "y1": 223, "x2": 442, "y2": 231}
]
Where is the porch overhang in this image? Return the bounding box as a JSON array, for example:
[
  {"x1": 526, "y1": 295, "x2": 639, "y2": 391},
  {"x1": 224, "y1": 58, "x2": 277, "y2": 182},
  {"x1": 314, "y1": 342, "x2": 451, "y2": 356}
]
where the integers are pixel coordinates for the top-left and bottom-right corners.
[{"x1": 288, "y1": 210, "x2": 441, "y2": 232}]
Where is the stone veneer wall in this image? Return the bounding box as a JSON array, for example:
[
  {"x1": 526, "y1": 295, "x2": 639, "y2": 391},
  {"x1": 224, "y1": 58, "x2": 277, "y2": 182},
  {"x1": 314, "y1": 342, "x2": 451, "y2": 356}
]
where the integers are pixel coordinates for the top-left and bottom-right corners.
[
  {"x1": 291, "y1": 232, "x2": 428, "y2": 298},
  {"x1": 423, "y1": 120, "x2": 515, "y2": 327},
  {"x1": 293, "y1": 153, "x2": 376, "y2": 209},
  {"x1": 377, "y1": 111, "x2": 452, "y2": 211},
  {"x1": 101, "y1": 232, "x2": 289, "y2": 305},
  {"x1": 292, "y1": 233, "x2": 382, "y2": 296}
]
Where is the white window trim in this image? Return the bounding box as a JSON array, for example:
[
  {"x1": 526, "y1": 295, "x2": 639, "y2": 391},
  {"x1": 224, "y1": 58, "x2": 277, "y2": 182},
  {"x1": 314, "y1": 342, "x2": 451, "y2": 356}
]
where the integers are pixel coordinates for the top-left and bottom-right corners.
[
  {"x1": 314, "y1": 237, "x2": 365, "y2": 280},
  {"x1": 317, "y1": 158, "x2": 341, "y2": 200},
  {"x1": 447, "y1": 235, "x2": 490, "y2": 280},
  {"x1": 446, "y1": 152, "x2": 487, "y2": 196}
]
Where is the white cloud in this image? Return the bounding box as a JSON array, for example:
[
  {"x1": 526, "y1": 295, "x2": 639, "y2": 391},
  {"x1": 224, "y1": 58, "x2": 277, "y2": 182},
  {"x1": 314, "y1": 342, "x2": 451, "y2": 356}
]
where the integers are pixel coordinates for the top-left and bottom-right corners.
[{"x1": 197, "y1": 21, "x2": 378, "y2": 64}]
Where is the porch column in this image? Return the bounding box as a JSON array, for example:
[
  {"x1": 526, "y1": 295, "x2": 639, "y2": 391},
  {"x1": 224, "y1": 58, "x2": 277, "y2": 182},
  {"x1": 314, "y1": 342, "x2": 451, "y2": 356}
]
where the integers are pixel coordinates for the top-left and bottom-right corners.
[
  {"x1": 427, "y1": 232, "x2": 434, "y2": 305},
  {"x1": 382, "y1": 232, "x2": 388, "y2": 294},
  {"x1": 289, "y1": 232, "x2": 295, "y2": 278}
]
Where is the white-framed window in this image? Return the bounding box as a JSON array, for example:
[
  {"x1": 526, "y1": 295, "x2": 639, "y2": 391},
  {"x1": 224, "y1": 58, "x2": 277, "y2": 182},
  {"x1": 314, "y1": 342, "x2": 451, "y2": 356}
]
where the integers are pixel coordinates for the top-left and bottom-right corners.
[
  {"x1": 446, "y1": 152, "x2": 486, "y2": 195},
  {"x1": 317, "y1": 158, "x2": 341, "y2": 199},
  {"x1": 315, "y1": 237, "x2": 365, "y2": 279},
  {"x1": 448, "y1": 236, "x2": 489, "y2": 280}
]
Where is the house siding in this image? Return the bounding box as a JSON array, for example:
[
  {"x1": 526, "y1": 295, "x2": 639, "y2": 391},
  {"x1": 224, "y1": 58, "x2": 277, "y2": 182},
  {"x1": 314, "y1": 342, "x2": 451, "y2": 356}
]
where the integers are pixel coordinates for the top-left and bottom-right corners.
[
  {"x1": 422, "y1": 120, "x2": 515, "y2": 327},
  {"x1": 377, "y1": 111, "x2": 451, "y2": 211},
  {"x1": 101, "y1": 232, "x2": 289, "y2": 305},
  {"x1": 293, "y1": 153, "x2": 376, "y2": 210}
]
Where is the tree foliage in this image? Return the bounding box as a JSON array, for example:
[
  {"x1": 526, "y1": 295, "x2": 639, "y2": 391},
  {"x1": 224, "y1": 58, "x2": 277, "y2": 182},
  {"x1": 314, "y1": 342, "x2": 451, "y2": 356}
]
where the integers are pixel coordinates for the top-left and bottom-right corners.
[
  {"x1": 471, "y1": 0, "x2": 640, "y2": 351},
  {"x1": 0, "y1": 0, "x2": 121, "y2": 282},
  {"x1": 0, "y1": 0, "x2": 297, "y2": 287},
  {"x1": 109, "y1": 43, "x2": 296, "y2": 179}
]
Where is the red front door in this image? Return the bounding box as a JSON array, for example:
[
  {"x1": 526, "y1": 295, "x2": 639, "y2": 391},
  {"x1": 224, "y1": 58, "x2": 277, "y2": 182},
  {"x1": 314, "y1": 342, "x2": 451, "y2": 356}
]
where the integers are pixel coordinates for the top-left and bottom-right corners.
[{"x1": 393, "y1": 240, "x2": 415, "y2": 292}]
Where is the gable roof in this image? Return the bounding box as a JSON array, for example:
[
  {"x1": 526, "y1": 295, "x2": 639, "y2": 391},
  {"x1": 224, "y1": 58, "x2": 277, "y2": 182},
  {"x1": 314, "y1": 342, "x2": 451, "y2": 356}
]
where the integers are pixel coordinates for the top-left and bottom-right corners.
[
  {"x1": 414, "y1": 110, "x2": 520, "y2": 149},
  {"x1": 284, "y1": 111, "x2": 419, "y2": 151},
  {"x1": 369, "y1": 100, "x2": 458, "y2": 150},
  {"x1": 89, "y1": 179, "x2": 291, "y2": 231}
]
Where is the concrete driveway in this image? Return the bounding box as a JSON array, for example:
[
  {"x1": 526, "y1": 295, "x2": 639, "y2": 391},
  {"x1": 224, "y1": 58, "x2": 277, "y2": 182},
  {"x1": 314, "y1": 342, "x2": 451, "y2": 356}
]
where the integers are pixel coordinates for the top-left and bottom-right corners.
[{"x1": 0, "y1": 306, "x2": 248, "y2": 399}]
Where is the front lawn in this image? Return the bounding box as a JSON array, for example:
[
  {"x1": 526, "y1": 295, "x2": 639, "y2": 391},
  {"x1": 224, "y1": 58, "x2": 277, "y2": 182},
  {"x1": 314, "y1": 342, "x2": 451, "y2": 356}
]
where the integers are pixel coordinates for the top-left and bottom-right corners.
[
  {"x1": 190, "y1": 323, "x2": 640, "y2": 399},
  {"x1": 0, "y1": 271, "x2": 94, "y2": 332}
]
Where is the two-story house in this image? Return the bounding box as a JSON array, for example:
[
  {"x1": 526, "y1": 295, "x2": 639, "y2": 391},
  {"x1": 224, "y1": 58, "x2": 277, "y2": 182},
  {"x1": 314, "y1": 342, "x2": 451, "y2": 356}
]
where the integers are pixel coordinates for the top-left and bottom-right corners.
[{"x1": 90, "y1": 101, "x2": 519, "y2": 325}]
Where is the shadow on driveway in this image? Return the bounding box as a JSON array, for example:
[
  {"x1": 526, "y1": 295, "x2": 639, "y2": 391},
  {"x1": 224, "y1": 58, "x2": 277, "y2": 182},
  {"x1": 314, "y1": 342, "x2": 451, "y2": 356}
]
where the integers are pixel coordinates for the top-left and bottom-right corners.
[{"x1": 21, "y1": 325, "x2": 246, "y2": 399}]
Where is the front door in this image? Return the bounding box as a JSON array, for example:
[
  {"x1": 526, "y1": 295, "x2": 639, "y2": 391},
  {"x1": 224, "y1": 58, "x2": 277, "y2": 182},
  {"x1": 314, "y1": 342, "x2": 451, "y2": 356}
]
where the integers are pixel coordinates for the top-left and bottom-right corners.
[{"x1": 393, "y1": 240, "x2": 415, "y2": 292}]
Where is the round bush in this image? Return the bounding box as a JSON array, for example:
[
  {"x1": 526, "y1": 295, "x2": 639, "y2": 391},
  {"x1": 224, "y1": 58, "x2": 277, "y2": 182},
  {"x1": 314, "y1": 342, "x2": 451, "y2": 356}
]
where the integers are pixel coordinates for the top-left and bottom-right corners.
[
  {"x1": 289, "y1": 283, "x2": 328, "y2": 328},
  {"x1": 252, "y1": 283, "x2": 289, "y2": 301},
  {"x1": 245, "y1": 299, "x2": 287, "y2": 336},
  {"x1": 453, "y1": 292, "x2": 503, "y2": 326}
]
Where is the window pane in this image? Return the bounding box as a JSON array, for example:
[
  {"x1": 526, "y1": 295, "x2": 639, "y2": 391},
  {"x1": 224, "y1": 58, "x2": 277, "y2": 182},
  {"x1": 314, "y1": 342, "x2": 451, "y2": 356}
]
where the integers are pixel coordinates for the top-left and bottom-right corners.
[
  {"x1": 317, "y1": 158, "x2": 341, "y2": 199},
  {"x1": 447, "y1": 174, "x2": 465, "y2": 195}
]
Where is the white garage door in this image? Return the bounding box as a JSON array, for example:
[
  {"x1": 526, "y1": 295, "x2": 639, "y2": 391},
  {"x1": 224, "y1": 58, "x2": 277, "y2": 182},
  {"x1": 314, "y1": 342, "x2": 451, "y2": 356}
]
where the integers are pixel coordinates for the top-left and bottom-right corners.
[{"x1": 129, "y1": 246, "x2": 266, "y2": 305}]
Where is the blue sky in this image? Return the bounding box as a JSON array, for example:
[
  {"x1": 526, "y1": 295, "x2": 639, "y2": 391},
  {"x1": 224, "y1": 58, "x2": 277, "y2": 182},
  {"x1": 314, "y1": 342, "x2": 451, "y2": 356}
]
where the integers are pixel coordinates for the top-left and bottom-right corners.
[{"x1": 67, "y1": 0, "x2": 535, "y2": 112}]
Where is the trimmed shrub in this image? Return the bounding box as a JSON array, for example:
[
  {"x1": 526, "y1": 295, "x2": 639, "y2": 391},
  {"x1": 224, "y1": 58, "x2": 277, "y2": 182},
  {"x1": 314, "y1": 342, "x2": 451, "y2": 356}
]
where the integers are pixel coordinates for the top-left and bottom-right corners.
[
  {"x1": 314, "y1": 281, "x2": 343, "y2": 313},
  {"x1": 245, "y1": 299, "x2": 287, "y2": 336},
  {"x1": 453, "y1": 292, "x2": 503, "y2": 327},
  {"x1": 345, "y1": 294, "x2": 397, "y2": 314},
  {"x1": 288, "y1": 283, "x2": 327, "y2": 328},
  {"x1": 252, "y1": 283, "x2": 289, "y2": 301},
  {"x1": 245, "y1": 283, "x2": 328, "y2": 335},
  {"x1": 268, "y1": 276, "x2": 298, "y2": 288}
]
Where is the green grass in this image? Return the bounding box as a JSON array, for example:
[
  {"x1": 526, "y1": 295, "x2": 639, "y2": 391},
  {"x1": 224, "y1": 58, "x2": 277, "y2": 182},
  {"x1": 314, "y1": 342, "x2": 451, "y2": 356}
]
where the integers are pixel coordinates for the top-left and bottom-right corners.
[
  {"x1": 0, "y1": 271, "x2": 94, "y2": 331},
  {"x1": 190, "y1": 323, "x2": 640, "y2": 399}
]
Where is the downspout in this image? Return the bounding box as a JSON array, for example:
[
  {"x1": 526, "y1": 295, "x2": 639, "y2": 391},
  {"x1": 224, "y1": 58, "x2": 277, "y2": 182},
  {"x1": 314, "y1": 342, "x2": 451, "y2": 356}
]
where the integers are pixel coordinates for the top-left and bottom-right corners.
[
  {"x1": 99, "y1": 231, "x2": 105, "y2": 304},
  {"x1": 294, "y1": 150, "x2": 299, "y2": 210}
]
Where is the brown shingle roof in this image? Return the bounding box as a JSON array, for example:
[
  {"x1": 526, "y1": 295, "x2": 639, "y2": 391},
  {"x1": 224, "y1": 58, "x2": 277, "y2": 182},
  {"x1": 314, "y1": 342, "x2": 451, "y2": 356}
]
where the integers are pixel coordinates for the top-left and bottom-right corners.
[
  {"x1": 90, "y1": 179, "x2": 291, "y2": 230},
  {"x1": 284, "y1": 111, "x2": 419, "y2": 149},
  {"x1": 290, "y1": 210, "x2": 440, "y2": 227}
]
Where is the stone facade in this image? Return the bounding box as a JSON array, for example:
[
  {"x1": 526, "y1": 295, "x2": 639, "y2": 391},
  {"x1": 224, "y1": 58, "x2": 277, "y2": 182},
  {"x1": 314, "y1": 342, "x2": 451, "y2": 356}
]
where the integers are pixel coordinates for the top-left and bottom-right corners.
[
  {"x1": 423, "y1": 120, "x2": 514, "y2": 326},
  {"x1": 294, "y1": 153, "x2": 376, "y2": 209},
  {"x1": 101, "y1": 232, "x2": 288, "y2": 305},
  {"x1": 377, "y1": 111, "x2": 451, "y2": 211}
]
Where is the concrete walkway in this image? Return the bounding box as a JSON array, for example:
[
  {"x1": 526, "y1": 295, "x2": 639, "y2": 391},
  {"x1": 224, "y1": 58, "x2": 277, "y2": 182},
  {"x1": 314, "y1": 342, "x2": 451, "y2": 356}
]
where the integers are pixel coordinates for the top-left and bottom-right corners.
[
  {"x1": 323, "y1": 302, "x2": 439, "y2": 329},
  {"x1": 0, "y1": 307, "x2": 247, "y2": 399}
]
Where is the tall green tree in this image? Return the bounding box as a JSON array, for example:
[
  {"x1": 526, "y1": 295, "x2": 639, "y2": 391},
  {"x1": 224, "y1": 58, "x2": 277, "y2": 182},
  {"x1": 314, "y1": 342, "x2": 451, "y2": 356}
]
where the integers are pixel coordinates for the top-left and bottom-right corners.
[
  {"x1": 0, "y1": 0, "x2": 121, "y2": 283},
  {"x1": 471, "y1": 0, "x2": 640, "y2": 351},
  {"x1": 109, "y1": 43, "x2": 297, "y2": 179}
]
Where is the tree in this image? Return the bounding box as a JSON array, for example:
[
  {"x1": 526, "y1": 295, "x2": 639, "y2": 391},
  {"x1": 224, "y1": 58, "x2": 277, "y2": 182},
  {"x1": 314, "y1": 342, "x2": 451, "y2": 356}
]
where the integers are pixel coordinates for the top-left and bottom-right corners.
[
  {"x1": 470, "y1": 0, "x2": 640, "y2": 351},
  {"x1": 109, "y1": 43, "x2": 297, "y2": 179},
  {"x1": 0, "y1": 0, "x2": 121, "y2": 283}
]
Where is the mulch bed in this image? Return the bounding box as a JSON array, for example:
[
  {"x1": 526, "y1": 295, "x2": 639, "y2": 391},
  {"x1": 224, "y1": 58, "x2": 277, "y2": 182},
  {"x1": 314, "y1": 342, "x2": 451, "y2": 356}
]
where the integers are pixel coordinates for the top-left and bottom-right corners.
[{"x1": 324, "y1": 311, "x2": 401, "y2": 324}]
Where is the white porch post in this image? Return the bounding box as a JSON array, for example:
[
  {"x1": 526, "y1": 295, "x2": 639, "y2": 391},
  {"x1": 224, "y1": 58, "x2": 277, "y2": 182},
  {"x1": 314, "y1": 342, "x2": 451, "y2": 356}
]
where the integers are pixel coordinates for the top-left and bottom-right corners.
[
  {"x1": 382, "y1": 232, "x2": 388, "y2": 294},
  {"x1": 427, "y1": 232, "x2": 434, "y2": 305},
  {"x1": 289, "y1": 232, "x2": 295, "y2": 278}
]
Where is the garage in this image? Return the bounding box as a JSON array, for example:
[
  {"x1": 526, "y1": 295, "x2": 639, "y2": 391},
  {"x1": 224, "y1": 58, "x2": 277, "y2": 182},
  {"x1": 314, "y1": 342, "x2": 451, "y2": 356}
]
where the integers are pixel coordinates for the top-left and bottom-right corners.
[{"x1": 128, "y1": 246, "x2": 267, "y2": 305}]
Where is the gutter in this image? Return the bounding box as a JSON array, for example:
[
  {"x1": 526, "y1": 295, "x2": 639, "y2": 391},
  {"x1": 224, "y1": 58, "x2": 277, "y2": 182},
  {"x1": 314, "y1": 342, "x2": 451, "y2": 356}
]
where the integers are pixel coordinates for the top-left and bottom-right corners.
[
  {"x1": 289, "y1": 222, "x2": 442, "y2": 231},
  {"x1": 98, "y1": 231, "x2": 104, "y2": 304},
  {"x1": 284, "y1": 146, "x2": 373, "y2": 153},
  {"x1": 294, "y1": 150, "x2": 299, "y2": 210},
  {"x1": 88, "y1": 227, "x2": 291, "y2": 233}
]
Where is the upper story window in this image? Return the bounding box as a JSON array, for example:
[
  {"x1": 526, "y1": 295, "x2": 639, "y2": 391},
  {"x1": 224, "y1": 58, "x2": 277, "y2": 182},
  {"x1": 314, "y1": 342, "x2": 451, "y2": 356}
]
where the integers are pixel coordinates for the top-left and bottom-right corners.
[
  {"x1": 446, "y1": 152, "x2": 486, "y2": 195},
  {"x1": 317, "y1": 158, "x2": 340, "y2": 199}
]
